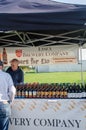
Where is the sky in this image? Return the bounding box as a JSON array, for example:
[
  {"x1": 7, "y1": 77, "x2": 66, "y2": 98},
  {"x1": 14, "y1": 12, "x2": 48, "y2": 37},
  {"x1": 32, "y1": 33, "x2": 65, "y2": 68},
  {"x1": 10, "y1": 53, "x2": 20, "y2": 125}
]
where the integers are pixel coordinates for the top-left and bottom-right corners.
[{"x1": 51, "y1": 0, "x2": 86, "y2": 5}]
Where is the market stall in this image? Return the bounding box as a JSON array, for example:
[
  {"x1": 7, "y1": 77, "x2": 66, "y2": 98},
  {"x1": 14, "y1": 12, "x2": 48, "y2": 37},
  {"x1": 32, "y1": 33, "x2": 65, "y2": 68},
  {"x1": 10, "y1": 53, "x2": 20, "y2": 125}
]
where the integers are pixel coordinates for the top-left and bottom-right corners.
[{"x1": 0, "y1": 1, "x2": 86, "y2": 130}]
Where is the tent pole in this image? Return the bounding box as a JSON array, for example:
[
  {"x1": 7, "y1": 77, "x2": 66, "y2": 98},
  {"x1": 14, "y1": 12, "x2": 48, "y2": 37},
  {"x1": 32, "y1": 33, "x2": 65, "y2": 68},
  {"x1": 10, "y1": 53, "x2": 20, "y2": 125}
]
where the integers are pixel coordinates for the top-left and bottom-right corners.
[{"x1": 79, "y1": 44, "x2": 84, "y2": 86}]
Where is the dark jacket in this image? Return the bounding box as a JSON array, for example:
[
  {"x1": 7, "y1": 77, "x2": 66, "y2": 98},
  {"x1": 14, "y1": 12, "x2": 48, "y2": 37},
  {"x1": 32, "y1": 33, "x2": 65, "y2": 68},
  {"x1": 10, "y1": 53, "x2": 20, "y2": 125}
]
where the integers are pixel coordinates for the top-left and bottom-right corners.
[{"x1": 6, "y1": 67, "x2": 24, "y2": 86}]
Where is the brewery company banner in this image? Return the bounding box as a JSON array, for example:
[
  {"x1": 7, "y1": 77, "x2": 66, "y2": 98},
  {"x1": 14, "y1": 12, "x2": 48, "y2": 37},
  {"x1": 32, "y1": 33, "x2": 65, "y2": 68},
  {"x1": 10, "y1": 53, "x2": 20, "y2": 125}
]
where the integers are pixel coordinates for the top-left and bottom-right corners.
[
  {"x1": 9, "y1": 99, "x2": 86, "y2": 130},
  {"x1": 0, "y1": 45, "x2": 78, "y2": 66}
]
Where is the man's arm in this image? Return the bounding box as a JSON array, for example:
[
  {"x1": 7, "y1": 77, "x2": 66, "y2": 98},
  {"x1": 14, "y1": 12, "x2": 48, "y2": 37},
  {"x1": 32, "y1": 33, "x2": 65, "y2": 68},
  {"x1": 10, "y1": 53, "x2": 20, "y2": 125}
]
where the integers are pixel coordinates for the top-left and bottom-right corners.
[{"x1": 7, "y1": 74, "x2": 16, "y2": 103}]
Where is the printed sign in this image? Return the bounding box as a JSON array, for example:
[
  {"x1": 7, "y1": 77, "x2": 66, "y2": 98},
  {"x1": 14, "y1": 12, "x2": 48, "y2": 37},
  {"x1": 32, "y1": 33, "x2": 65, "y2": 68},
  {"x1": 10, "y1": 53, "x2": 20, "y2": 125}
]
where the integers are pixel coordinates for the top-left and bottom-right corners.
[
  {"x1": 9, "y1": 99, "x2": 86, "y2": 130},
  {"x1": 0, "y1": 45, "x2": 78, "y2": 66}
]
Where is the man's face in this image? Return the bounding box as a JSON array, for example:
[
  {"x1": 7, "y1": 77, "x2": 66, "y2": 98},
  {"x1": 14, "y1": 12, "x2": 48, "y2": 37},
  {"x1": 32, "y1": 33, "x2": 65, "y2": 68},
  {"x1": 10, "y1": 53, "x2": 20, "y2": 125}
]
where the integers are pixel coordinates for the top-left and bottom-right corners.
[{"x1": 11, "y1": 61, "x2": 18, "y2": 71}]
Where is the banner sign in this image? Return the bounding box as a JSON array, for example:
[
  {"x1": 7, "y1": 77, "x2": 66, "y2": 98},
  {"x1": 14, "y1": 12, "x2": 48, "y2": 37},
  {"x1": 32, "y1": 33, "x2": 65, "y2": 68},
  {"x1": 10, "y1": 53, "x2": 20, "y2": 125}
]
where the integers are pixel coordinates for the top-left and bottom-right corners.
[
  {"x1": 9, "y1": 99, "x2": 86, "y2": 130},
  {"x1": 0, "y1": 45, "x2": 78, "y2": 66}
]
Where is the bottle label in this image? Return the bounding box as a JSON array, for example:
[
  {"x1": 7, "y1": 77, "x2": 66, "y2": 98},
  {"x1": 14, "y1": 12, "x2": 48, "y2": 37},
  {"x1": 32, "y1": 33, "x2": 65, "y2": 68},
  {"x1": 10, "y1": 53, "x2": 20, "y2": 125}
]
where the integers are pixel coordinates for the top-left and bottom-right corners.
[
  {"x1": 33, "y1": 91, "x2": 37, "y2": 97},
  {"x1": 29, "y1": 91, "x2": 32, "y2": 98},
  {"x1": 25, "y1": 91, "x2": 28, "y2": 98}
]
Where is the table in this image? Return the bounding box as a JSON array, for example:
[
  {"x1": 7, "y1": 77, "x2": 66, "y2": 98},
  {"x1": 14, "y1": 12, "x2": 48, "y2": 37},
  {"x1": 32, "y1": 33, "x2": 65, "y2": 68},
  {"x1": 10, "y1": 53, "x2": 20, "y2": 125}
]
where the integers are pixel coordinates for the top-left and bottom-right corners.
[{"x1": 9, "y1": 99, "x2": 86, "y2": 130}]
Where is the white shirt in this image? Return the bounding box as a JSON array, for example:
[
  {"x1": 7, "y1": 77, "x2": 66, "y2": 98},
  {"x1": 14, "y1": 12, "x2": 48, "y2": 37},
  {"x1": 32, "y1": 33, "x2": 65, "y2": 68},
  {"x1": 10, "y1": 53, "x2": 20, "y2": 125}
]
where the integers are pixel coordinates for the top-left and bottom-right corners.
[{"x1": 0, "y1": 70, "x2": 16, "y2": 102}]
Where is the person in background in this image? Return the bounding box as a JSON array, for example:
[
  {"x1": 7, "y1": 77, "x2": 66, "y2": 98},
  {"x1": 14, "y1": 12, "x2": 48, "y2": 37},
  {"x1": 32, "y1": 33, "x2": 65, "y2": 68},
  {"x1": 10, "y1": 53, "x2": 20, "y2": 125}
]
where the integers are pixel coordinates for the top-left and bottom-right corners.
[
  {"x1": 0, "y1": 60, "x2": 16, "y2": 130},
  {"x1": 6, "y1": 58, "x2": 24, "y2": 86}
]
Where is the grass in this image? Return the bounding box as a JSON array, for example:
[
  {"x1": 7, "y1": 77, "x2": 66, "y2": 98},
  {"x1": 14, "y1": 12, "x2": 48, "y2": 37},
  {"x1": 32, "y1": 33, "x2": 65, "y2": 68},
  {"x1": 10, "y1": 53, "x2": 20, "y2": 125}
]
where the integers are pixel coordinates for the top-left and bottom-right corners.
[{"x1": 24, "y1": 72, "x2": 86, "y2": 84}]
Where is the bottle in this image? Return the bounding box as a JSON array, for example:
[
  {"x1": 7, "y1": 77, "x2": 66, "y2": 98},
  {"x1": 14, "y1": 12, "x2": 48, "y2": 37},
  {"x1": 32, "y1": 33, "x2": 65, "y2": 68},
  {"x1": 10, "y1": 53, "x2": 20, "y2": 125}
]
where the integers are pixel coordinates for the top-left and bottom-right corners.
[
  {"x1": 24, "y1": 84, "x2": 28, "y2": 98},
  {"x1": 27, "y1": 84, "x2": 31, "y2": 98},
  {"x1": 56, "y1": 84, "x2": 60, "y2": 98},
  {"x1": 71, "y1": 84, "x2": 76, "y2": 98},
  {"x1": 44, "y1": 84, "x2": 49, "y2": 98},
  {"x1": 32, "y1": 82, "x2": 37, "y2": 98},
  {"x1": 36, "y1": 84, "x2": 41, "y2": 98},
  {"x1": 74, "y1": 83, "x2": 78, "y2": 98},
  {"x1": 60, "y1": 84, "x2": 64, "y2": 98},
  {"x1": 21, "y1": 84, "x2": 25, "y2": 98},
  {"x1": 48, "y1": 84, "x2": 53, "y2": 98},
  {"x1": 76, "y1": 84, "x2": 81, "y2": 98},
  {"x1": 28, "y1": 83, "x2": 33, "y2": 98},
  {"x1": 40, "y1": 84, "x2": 43, "y2": 98},
  {"x1": 51, "y1": 84, "x2": 55, "y2": 98},
  {"x1": 2, "y1": 48, "x2": 8, "y2": 64},
  {"x1": 67, "y1": 84, "x2": 72, "y2": 98},
  {"x1": 59, "y1": 83, "x2": 62, "y2": 98},
  {"x1": 63, "y1": 85, "x2": 68, "y2": 98},
  {"x1": 17, "y1": 85, "x2": 21, "y2": 98},
  {"x1": 42, "y1": 83, "x2": 46, "y2": 98},
  {"x1": 81, "y1": 84, "x2": 85, "y2": 98}
]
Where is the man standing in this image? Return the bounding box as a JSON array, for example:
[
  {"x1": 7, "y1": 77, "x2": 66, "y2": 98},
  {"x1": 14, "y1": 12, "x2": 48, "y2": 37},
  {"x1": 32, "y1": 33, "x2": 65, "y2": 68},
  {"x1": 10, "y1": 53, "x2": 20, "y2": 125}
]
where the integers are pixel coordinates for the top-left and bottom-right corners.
[
  {"x1": 0, "y1": 60, "x2": 16, "y2": 130},
  {"x1": 6, "y1": 58, "x2": 24, "y2": 86}
]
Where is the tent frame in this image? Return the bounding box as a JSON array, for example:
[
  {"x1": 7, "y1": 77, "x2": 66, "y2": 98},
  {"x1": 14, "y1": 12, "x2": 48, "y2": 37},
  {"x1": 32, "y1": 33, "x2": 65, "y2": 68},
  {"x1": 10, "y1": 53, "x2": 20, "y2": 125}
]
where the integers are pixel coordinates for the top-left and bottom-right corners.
[{"x1": 0, "y1": 29, "x2": 86, "y2": 47}]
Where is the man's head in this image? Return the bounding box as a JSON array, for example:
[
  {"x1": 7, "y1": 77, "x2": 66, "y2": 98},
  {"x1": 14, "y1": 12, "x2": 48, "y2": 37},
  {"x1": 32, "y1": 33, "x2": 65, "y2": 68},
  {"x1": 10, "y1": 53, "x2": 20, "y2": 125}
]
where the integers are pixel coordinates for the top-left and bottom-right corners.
[
  {"x1": 0, "y1": 60, "x2": 3, "y2": 70},
  {"x1": 10, "y1": 59, "x2": 19, "y2": 71}
]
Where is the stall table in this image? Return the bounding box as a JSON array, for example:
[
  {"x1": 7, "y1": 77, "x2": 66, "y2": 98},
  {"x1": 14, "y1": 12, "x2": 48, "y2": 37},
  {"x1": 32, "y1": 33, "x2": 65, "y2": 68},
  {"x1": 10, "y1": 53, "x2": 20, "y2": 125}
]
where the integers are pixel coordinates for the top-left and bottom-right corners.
[{"x1": 9, "y1": 99, "x2": 86, "y2": 130}]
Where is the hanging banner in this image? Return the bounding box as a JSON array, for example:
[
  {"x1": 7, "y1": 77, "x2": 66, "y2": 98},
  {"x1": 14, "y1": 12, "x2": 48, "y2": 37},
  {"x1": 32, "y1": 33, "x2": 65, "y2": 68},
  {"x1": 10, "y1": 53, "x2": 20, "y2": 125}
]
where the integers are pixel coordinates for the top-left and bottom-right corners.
[
  {"x1": 9, "y1": 99, "x2": 86, "y2": 130},
  {"x1": 0, "y1": 45, "x2": 78, "y2": 66}
]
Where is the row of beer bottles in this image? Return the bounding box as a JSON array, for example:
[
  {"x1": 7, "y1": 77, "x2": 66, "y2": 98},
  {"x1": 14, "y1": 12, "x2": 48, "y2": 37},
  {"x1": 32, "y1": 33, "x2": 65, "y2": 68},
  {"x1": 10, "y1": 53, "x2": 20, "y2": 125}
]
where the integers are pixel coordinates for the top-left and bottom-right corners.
[
  {"x1": 15, "y1": 83, "x2": 86, "y2": 99},
  {"x1": 16, "y1": 83, "x2": 67, "y2": 98},
  {"x1": 68, "y1": 83, "x2": 86, "y2": 98}
]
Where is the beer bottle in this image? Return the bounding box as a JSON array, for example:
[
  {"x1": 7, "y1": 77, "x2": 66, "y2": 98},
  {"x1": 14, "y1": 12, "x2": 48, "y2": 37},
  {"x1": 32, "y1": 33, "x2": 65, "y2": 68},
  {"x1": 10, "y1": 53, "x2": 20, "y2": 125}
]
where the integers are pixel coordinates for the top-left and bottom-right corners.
[
  {"x1": 56, "y1": 84, "x2": 60, "y2": 98},
  {"x1": 32, "y1": 82, "x2": 37, "y2": 98},
  {"x1": 74, "y1": 83, "x2": 78, "y2": 98},
  {"x1": 40, "y1": 83, "x2": 44, "y2": 98},
  {"x1": 3, "y1": 48, "x2": 8, "y2": 64},
  {"x1": 29, "y1": 83, "x2": 33, "y2": 98},
  {"x1": 59, "y1": 83, "x2": 63, "y2": 98},
  {"x1": 76, "y1": 84, "x2": 81, "y2": 98},
  {"x1": 68, "y1": 84, "x2": 72, "y2": 98},
  {"x1": 41, "y1": 83, "x2": 47, "y2": 98},
  {"x1": 44, "y1": 84, "x2": 49, "y2": 98},
  {"x1": 27, "y1": 83, "x2": 30, "y2": 98},
  {"x1": 51, "y1": 84, "x2": 55, "y2": 98},
  {"x1": 20, "y1": 84, "x2": 22, "y2": 98},
  {"x1": 63, "y1": 84, "x2": 68, "y2": 98},
  {"x1": 17, "y1": 85, "x2": 22, "y2": 98},
  {"x1": 74, "y1": 83, "x2": 77, "y2": 98},
  {"x1": 36, "y1": 83, "x2": 41, "y2": 98},
  {"x1": 21, "y1": 84, "x2": 25, "y2": 98},
  {"x1": 60, "y1": 84, "x2": 64, "y2": 98},
  {"x1": 27, "y1": 83, "x2": 32, "y2": 98},
  {"x1": 81, "y1": 84, "x2": 85, "y2": 98},
  {"x1": 48, "y1": 84, "x2": 53, "y2": 98},
  {"x1": 42, "y1": 83, "x2": 46, "y2": 98},
  {"x1": 24, "y1": 84, "x2": 28, "y2": 98},
  {"x1": 52, "y1": 83, "x2": 56, "y2": 98},
  {"x1": 35, "y1": 83, "x2": 39, "y2": 98}
]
